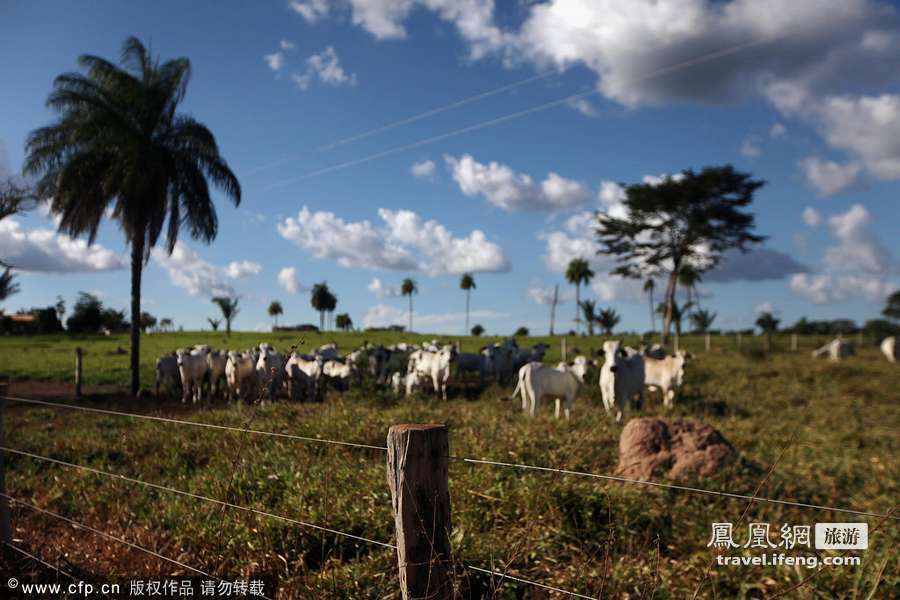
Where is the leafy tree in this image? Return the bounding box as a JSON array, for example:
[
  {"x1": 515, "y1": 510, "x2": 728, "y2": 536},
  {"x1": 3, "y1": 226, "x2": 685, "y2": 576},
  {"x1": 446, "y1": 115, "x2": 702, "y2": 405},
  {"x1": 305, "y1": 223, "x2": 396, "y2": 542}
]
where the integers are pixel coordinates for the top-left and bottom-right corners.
[
  {"x1": 24, "y1": 37, "x2": 241, "y2": 395},
  {"x1": 643, "y1": 278, "x2": 656, "y2": 333},
  {"x1": 207, "y1": 317, "x2": 221, "y2": 332},
  {"x1": 140, "y1": 312, "x2": 157, "y2": 333},
  {"x1": 460, "y1": 273, "x2": 476, "y2": 335},
  {"x1": 101, "y1": 308, "x2": 129, "y2": 332},
  {"x1": 335, "y1": 312, "x2": 353, "y2": 331},
  {"x1": 514, "y1": 326, "x2": 529, "y2": 337},
  {"x1": 689, "y1": 308, "x2": 717, "y2": 333},
  {"x1": 20, "y1": 306, "x2": 64, "y2": 334},
  {"x1": 579, "y1": 299, "x2": 598, "y2": 336},
  {"x1": 322, "y1": 289, "x2": 337, "y2": 329},
  {"x1": 596, "y1": 308, "x2": 621, "y2": 336},
  {"x1": 159, "y1": 317, "x2": 173, "y2": 332},
  {"x1": 212, "y1": 297, "x2": 239, "y2": 336},
  {"x1": 565, "y1": 258, "x2": 594, "y2": 334},
  {"x1": 0, "y1": 269, "x2": 19, "y2": 304},
  {"x1": 884, "y1": 290, "x2": 900, "y2": 323},
  {"x1": 268, "y1": 301, "x2": 283, "y2": 328},
  {"x1": 401, "y1": 278, "x2": 417, "y2": 333},
  {"x1": 863, "y1": 319, "x2": 899, "y2": 339},
  {"x1": 310, "y1": 283, "x2": 333, "y2": 331},
  {"x1": 54, "y1": 295, "x2": 66, "y2": 324},
  {"x1": 597, "y1": 166, "x2": 765, "y2": 343},
  {"x1": 471, "y1": 324, "x2": 485, "y2": 337},
  {"x1": 756, "y1": 311, "x2": 780, "y2": 350}
]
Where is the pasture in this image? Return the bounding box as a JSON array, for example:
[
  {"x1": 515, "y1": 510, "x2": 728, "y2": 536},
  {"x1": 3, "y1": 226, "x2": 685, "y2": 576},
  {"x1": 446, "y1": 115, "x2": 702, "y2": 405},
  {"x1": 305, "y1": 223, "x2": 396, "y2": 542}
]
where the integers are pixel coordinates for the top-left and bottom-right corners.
[{"x1": 0, "y1": 331, "x2": 898, "y2": 598}]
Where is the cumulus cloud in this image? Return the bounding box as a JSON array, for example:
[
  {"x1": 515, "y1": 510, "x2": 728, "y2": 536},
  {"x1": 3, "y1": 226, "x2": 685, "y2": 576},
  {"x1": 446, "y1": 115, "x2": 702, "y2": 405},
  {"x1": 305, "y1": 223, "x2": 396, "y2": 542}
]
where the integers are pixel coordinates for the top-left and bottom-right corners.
[
  {"x1": 444, "y1": 154, "x2": 590, "y2": 212},
  {"x1": 754, "y1": 302, "x2": 778, "y2": 315},
  {"x1": 363, "y1": 304, "x2": 507, "y2": 329},
  {"x1": 368, "y1": 277, "x2": 401, "y2": 298},
  {"x1": 264, "y1": 52, "x2": 286, "y2": 71},
  {"x1": 280, "y1": 39, "x2": 296, "y2": 50},
  {"x1": 799, "y1": 157, "x2": 861, "y2": 196},
  {"x1": 152, "y1": 243, "x2": 260, "y2": 297},
  {"x1": 0, "y1": 218, "x2": 124, "y2": 272},
  {"x1": 277, "y1": 266, "x2": 307, "y2": 295},
  {"x1": 292, "y1": 47, "x2": 356, "y2": 90},
  {"x1": 739, "y1": 135, "x2": 761, "y2": 158},
  {"x1": 410, "y1": 159, "x2": 436, "y2": 180},
  {"x1": 769, "y1": 122, "x2": 786, "y2": 138},
  {"x1": 288, "y1": 0, "x2": 329, "y2": 22},
  {"x1": 704, "y1": 248, "x2": 809, "y2": 283},
  {"x1": 567, "y1": 97, "x2": 597, "y2": 116},
  {"x1": 277, "y1": 206, "x2": 509, "y2": 275},
  {"x1": 527, "y1": 284, "x2": 572, "y2": 306},
  {"x1": 802, "y1": 206, "x2": 822, "y2": 227}
]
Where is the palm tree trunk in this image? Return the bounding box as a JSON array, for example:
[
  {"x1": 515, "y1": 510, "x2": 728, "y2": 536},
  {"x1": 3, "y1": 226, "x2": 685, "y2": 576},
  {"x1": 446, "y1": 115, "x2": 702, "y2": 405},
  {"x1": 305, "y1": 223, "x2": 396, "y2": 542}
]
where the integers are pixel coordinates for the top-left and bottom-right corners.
[
  {"x1": 465, "y1": 289, "x2": 470, "y2": 335},
  {"x1": 574, "y1": 283, "x2": 580, "y2": 334},
  {"x1": 662, "y1": 268, "x2": 679, "y2": 345},
  {"x1": 649, "y1": 287, "x2": 656, "y2": 333},
  {"x1": 129, "y1": 231, "x2": 145, "y2": 396},
  {"x1": 408, "y1": 295, "x2": 413, "y2": 333}
]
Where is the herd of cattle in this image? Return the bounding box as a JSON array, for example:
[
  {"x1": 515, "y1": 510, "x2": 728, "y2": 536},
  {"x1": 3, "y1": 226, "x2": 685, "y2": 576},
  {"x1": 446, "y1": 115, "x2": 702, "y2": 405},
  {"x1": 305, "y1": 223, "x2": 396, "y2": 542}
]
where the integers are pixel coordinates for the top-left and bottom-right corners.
[{"x1": 155, "y1": 334, "x2": 898, "y2": 420}]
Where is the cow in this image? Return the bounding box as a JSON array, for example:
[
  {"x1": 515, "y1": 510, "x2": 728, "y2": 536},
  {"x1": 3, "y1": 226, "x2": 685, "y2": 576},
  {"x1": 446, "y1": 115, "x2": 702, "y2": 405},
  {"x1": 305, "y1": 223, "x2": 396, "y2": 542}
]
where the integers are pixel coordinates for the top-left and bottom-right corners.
[
  {"x1": 177, "y1": 346, "x2": 209, "y2": 404},
  {"x1": 599, "y1": 340, "x2": 645, "y2": 422},
  {"x1": 643, "y1": 350, "x2": 689, "y2": 407},
  {"x1": 322, "y1": 359, "x2": 353, "y2": 391},
  {"x1": 513, "y1": 343, "x2": 549, "y2": 371},
  {"x1": 206, "y1": 351, "x2": 228, "y2": 398},
  {"x1": 510, "y1": 362, "x2": 580, "y2": 419},
  {"x1": 391, "y1": 370, "x2": 423, "y2": 396},
  {"x1": 225, "y1": 351, "x2": 257, "y2": 402},
  {"x1": 641, "y1": 344, "x2": 667, "y2": 359},
  {"x1": 455, "y1": 352, "x2": 488, "y2": 385},
  {"x1": 256, "y1": 347, "x2": 286, "y2": 402},
  {"x1": 155, "y1": 354, "x2": 180, "y2": 398},
  {"x1": 315, "y1": 343, "x2": 340, "y2": 360},
  {"x1": 562, "y1": 355, "x2": 594, "y2": 383},
  {"x1": 482, "y1": 342, "x2": 516, "y2": 384},
  {"x1": 812, "y1": 338, "x2": 855, "y2": 361},
  {"x1": 881, "y1": 336, "x2": 897, "y2": 363},
  {"x1": 284, "y1": 353, "x2": 323, "y2": 402},
  {"x1": 408, "y1": 346, "x2": 456, "y2": 400}
]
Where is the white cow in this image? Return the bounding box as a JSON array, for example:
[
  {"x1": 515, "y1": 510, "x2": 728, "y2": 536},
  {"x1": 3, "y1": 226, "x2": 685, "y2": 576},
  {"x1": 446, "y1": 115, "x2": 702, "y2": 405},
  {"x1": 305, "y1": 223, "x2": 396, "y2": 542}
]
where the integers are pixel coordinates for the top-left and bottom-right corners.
[
  {"x1": 510, "y1": 362, "x2": 580, "y2": 419},
  {"x1": 322, "y1": 359, "x2": 353, "y2": 391},
  {"x1": 391, "y1": 371, "x2": 423, "y2": 396},
  {"x1": 881, "y1": 336, "x2": 897, "y2": 363},
  {"x1": 225, "y1": 351, "x2": 257, "y2": 401},
  {"x1": 408, "y1": 346, "x2": 456, "y2": 400},
  {"x1": 177, "y1": 347, "x2": 209, "y2": 403},
  {"x1": 561, "y1": 355, "x2": 594, "y2": 383},
  {"x1": 256, "y1": 348, "x2": 286, "y2": 401},
  {"x1": 284, "y1": 353, "x2": 323, "y2": 401},
  {"x1": 206, "y1": 351, "x2": 228, "y2": 398},
  {"x1": 644, "y1": 350, "x2": 688, "y2": 408},
  {"x1": 155, "y1": 354, "x2": 180, "y2": 398},
  {"x1": 812, "y1": 338, "x2": 855, "y2": 361},
  {"x1": 599, "y1": 340, "x2": 645, "y2": 422}
]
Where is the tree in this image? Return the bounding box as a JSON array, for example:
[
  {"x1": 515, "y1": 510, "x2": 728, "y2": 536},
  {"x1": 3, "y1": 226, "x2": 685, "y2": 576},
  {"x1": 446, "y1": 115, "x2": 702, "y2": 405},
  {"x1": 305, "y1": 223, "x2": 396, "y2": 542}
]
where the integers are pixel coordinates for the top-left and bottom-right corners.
[
  {"x1": 310, "y1": 282, "x2": 333, "y2": 331},
  {"x1": 268, "y1": 301, "x2": 283, "y2": 328},
  {"x1": 102, "y1": 308, "x2": 129, "y2": 332},
  {"x1": 471, "y1": 324, "x2": 485, "y2": 336},
  {"x1": 597, "y1": 166, "x2": 765, "y2": 343},
  {"x1": 401, "y1": 278, "x2": 417, "y2": 333},
  {"x1": 323, "y1": 289, "x2": 337, "y2": 330},
  {"x1": 678, "y1": 264, "x2": 703, "y2": 311},
  {"x1": 0, "y1": 269, "x2": 19, "y2": 304},
  {"x1": 66, "y1": 292, "x2": 103, "y2": 333},
  {"x1": 460, "y1": 273, "x2": 476, "y2": 335},
  {"x1": 565, "y1": 258, "x2": 594, "y2": 334},
  {"x1": 643, "y1": 278, "x2": 656, "y2": 333},
  {"x1": 656, "y1": 300, "x2": 692, "y2": 337},
  {"x1": 212, "y1": 297, "x2": 239, "y2": 336},
  {"x1": 884, "y1": 291, "x2": 900, "y2": 323},
  {"x1": 335, "y1": 313, "x2": 353, "y2": 331},
  {"x1": 159, "y1": 317, "x2": 173, "y2": 332},
  {"x1": 514, "y1": 326, "x2": 529, "y2": 337},
  {"x1": 579, "y1": 300, "x2": 598, "y2": 336},
  {"x1": 140, "y1": 312, "x2": 157, "y2": 333},
  {"x1": 596, "y1": 308, "x2": 621, "y2": 336},
  {"x1": 756, "y1": 311, "x2": 780, "y2": 351},
  {"x1": 207, "y1": 317, "x2": 221, "y2": 332},
  {"x1": 689, "y1": 308, "x2": 717, "y2": 333},
  {"x1": 24, "y1": 37, "x2": 241, "y2": 395},
  {"x1": 54, "y1": 295, "x2": 66, "y2": 324}
]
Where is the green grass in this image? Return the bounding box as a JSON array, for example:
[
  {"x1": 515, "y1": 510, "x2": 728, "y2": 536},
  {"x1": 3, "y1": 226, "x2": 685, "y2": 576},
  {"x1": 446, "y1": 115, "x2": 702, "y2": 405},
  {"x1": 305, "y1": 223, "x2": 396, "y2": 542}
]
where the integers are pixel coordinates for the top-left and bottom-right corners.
[{"x1": 1, "y1": 332, "x2": 898, "y2": 598}]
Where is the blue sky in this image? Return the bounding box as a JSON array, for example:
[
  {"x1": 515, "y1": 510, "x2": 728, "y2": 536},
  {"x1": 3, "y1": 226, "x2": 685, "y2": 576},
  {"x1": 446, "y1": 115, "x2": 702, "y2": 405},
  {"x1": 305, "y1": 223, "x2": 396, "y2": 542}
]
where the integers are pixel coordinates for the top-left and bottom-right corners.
[{"x1": 1, "y1": 0, "x2": 898, "y2": 334}]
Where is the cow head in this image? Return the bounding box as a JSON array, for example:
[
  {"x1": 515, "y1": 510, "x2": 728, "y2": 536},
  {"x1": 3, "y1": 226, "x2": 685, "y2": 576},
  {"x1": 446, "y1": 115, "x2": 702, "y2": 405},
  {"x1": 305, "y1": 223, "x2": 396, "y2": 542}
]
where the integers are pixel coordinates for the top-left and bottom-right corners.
[{"x1": 602, "y1": 340, "x2": 624, "y2": 373}]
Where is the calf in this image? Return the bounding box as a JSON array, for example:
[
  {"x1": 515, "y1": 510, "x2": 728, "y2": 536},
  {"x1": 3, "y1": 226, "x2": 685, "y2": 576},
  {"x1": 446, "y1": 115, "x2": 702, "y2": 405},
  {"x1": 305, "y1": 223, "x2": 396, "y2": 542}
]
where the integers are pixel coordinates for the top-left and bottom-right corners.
[
  {"x1": 599, "y1": 340, "x2": 645, "y2": 422},
  {"x1": 408, "y1": 346, "x2": 456, "y2": 400},
  {"x1": 510, "y1": 362, "x2": 580, "y2": 419},
  {"x1": 643, "y1": 350, "x2": 688, "y2": 407}
]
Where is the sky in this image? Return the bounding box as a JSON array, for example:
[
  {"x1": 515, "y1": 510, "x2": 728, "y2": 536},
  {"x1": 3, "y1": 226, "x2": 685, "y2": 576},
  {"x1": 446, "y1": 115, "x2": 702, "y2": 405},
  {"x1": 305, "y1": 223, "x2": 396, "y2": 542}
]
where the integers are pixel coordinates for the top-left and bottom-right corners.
[{"x1": 0, "y1": 0, "x2": 898, "y2": 335}]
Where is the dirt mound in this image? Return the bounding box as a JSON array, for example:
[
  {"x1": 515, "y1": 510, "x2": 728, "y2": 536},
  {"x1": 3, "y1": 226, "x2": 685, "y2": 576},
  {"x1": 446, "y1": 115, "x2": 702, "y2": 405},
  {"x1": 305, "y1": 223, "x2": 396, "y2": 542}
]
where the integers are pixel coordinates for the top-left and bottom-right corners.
[{"x1": 617, "y1": 417, "x2": 736, "y2": 481}]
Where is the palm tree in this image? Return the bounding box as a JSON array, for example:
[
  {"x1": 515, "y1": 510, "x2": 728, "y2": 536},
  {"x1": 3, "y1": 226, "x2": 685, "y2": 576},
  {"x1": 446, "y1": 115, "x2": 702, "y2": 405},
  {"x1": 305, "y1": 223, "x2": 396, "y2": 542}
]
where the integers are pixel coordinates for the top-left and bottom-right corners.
[
  {"x1": 24, "y1": 37, "x2": 241, "y2": 395},
  {"x1": 689, "y1": 309, "x2": 717, "y2": 333},
  {"x1": 323, "y1": 289, "x2": 337, "y2": 329},
  {"x1": 565, "y1": 258, "x2": 594, "y2": 334},
  {"x1": 207, "y1": 317, "x2": 221, "y2": 332},
  {"x1": 459, "y1": 273, "x2": 476, "y2": 335},
  {"x1": 212, "y1": 297, "x2": 239, "y2": 336},
  {"x1": 678, "y1": 265, "x2": 703, "y2": 311},
  {"x1": 310, "y1": 282, "x2": 332, "y2": 331},
  {"x1": 596, "y1": 308, "x2": 621, "y2": 336},
  {"x1": 159, "y1": 317, "x2": 173, "y2": 332},
  {"x1": 755, "y1": 311, "x2": 780, "y2": 351},
  {"x1": 401, "y1": 278, "x2": 417, "y2": 333},
  {"x1": 268, "y1": 301, "x2": 283, "y2": 329},
  {"x1": 656, "y1": 300, "x2": 692, "y2": 337},
  {"x1": 335, "y1": 312, "x2": 353, "y2": 331},
  {"x1": 0, "y1": 269, "x2": 19, "y2": 303},
  {"x1": 579, "y1": 299, "x2": 598, "y2": 336},
  {"x1": 643, "y1": 278, "x2": 656, "y2": 333}
]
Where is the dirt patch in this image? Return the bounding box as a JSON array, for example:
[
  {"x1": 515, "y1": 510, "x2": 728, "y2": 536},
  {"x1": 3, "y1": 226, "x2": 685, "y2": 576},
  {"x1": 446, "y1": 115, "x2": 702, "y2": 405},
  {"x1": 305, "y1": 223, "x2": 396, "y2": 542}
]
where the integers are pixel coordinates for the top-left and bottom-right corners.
[{"x1": 617, "y1": 417, "x2": 737, "y2": 481}]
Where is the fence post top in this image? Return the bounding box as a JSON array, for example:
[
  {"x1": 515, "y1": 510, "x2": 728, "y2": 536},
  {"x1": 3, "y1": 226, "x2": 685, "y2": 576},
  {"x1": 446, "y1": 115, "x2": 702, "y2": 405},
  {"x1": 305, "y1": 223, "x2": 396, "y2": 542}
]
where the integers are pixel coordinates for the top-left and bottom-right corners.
[{"x1": 388, "y1": 423, "x2": 447, "y2": 434}]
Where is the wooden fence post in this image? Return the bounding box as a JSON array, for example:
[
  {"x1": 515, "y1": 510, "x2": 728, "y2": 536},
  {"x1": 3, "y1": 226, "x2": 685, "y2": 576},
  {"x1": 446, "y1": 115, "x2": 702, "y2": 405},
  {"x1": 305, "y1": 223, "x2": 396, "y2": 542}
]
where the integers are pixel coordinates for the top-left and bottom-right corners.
[
  {"x1": 561, "y1": 337, "x2": 567, "y2": 362},
  {"x1": 75, "y1": 347, "x2": 83, "y2": 399},
  {"x1": 704, "y1": 333, "x2": 711, "y2": 352},
  {"x1": 387, "y1": 424, "x2": 453, "y2": 600},
  {"x1": 0, "y1": 392, "x2": 11, "y2": 545},
  {"x1": 791, "y1": 333, "x2": 798, "y2": 352}
]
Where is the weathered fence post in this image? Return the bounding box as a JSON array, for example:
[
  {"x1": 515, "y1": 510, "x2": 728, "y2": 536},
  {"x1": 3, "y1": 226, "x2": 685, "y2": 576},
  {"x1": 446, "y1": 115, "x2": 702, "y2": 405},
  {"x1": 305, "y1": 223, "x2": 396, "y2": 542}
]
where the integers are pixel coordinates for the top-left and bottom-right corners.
[
  {"x1": 561, "y1": 337, "x2": 567, "y2": 362},
  {"x1": 704, "y1": 333, "x2": 711, "y2": 353},
  {"x1": 75, "y1": 347, "x2": 83, "y2": 399},
  {"x1": 387, "y1": 424, "x2": 453, "y2": 600},
  {"x1": 0, "y1": 391, "x2": 11, "y2": 545},
  {"x1": 791, "y1": 333, "x2": 798, "y2": 352}
]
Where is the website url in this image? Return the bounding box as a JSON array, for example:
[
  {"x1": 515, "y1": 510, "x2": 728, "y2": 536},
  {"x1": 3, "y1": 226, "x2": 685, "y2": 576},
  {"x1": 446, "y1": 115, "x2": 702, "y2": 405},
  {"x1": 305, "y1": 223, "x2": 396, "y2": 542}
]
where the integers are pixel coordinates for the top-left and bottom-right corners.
[{"x1": 716, "y1": 553, "x2": 861, "y2": 569}]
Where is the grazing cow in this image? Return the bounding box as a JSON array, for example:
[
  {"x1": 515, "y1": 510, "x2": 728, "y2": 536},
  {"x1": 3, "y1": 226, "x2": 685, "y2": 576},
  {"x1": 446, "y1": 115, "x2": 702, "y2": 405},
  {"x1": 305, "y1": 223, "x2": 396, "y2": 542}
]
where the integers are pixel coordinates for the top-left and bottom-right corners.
[
  {"x1": 177, "y1": 347, "x2": 209, "y2": 404},
  {"x1": 408, "y1": 346, "x2": 456, "y2": 400},
  {"x1": 206, "y1": 351, "x2": 228, "y2": 398},
  {"x1": 812, "y1": 338, "x2": 855, "y2": 361},
  {"x1": 644, "y1": 350, "x2": 689, "y2": 407},
  {"x1": 225, "y1": 351, "x2": 257, "y2": 401},
  {"x1": 599, "y1": 340, "x2": 645, "y2": 422},
  {"x1": 256, "y1": 348, "x2": 286, "y2": 401},
  {"x1": 284, "y1": 353, "x2": 323, "y2": 401},
  {"x1": 881, "y1": 336, "x2": 897, "y2": 363},
  {"x1": 510, "y1": 362, "x2": 580, "y2": 419},
  {"x1": 155, "y1": 354, "x2": 180, "y2": 398},
  {"x1": 455, "y1": 352, "x2": 488, "y2": 385},
  {"x1": 322, "y1": 359, "x2": 353, "y2": 391}
]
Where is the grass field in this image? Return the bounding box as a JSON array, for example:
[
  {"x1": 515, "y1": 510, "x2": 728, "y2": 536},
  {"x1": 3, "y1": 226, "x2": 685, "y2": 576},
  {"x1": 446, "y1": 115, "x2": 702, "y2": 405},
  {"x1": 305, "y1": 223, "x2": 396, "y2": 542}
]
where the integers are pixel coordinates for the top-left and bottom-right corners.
[{"x1": 0, "y1": 331, "x2": 898, "y2": 598}]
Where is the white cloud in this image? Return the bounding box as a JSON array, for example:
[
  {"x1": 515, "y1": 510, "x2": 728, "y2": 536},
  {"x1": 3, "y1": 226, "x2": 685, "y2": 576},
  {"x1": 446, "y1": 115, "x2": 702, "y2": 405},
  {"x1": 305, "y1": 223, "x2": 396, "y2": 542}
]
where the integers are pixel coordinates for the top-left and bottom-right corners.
[
  {"x1": 280, "y1": 39, "x2": 296, "y2": 50},
  {"x1": 799, "y1": 157, "x2": 862, "y2": 196},
  {"x1": 368, "y1": 277, "x2": 401, "y2": 298},
  {"x1": 754, "y1": 302, "x2": 778, "y2": 315},
  {"x1": 444, "y1": 154, "x2": 590, "y2": 212},
  {"x1": 363, "y1": 303, "x2": 507, "y2": 330},
  {"x1": 264, "y1": 52, "x2": 286, "y2": 71},
  {"x1": 739, "y1": 136, "x2": 761, "y2": 158},
  {"x1": 410, "y1": 159, "x2": 436, "y2": 180},
  {"x1": 791, "y1": 272, "x2": 896, "y2": 304},
  {"x1": 288, "y1": 0, "x2": 329, "y2": 22},
  {"x1": 277, "y1": 266, "x2": 307, "y2": 295},
  {"x1": 769, "y1": 122, "x2": 786, "y2": 138},
  {"x1": 292, "y1": 47, "x2": 356, "y2": 91},
  {"x1": 152, "y1": 243, "x2": 260, "y2": 297},
  {"x1": 527, "y1": 284, "x2": 572, "y2": 305},
  {"x1": 567, "y1": 97, "x2": 597, "y2": 116},
  {"x1": 802, "y1": 207, "x2": 823, "y2": 227},
  {"x1": 0, "y1": 218, "x2": 124, "y2": 273},
  {"x1": 277, "y1": 206, "x2": 509, "y2": 275}
]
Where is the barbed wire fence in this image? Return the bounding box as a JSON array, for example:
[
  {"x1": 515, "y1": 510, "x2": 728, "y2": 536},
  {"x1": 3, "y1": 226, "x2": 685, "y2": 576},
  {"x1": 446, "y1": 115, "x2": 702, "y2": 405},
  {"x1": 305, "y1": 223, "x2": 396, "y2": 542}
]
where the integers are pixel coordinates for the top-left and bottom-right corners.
[{"x1": 0, "y1": 393, "x2": 895, "y2": 599}]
